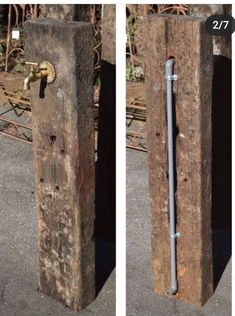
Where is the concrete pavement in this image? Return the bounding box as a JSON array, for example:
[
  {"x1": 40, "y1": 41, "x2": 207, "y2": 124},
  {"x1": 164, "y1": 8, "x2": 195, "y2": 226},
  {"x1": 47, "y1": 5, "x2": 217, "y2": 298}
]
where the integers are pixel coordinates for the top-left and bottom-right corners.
[{"x1": 126, "y1": 149, "x2": 231, "y2": 316}]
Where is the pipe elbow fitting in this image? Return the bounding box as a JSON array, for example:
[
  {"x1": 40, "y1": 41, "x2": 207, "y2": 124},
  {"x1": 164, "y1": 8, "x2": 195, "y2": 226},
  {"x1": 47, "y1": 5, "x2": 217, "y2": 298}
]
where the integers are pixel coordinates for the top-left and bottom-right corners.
[
  {"x1": 167, "y1": 287, "x2": 177, "y2": 295},
  {"x1": 167, "y1": 280, "x2": 178, "y2": 295},
  {"x1": 165, "y1": 58, "x2": 176, "y2": 77}
]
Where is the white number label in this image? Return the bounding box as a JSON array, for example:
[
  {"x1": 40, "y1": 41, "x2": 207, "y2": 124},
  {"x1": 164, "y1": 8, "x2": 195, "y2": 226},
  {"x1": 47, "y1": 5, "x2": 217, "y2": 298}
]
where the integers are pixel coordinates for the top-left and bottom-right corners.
[{"x1": 213, "y1": 20, "x2": 229, "y2": 30}]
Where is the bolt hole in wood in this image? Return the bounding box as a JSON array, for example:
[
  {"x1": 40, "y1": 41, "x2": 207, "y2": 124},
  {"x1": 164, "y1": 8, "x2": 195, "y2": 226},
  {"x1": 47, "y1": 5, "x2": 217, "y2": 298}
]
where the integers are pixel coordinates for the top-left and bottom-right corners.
[
  {"x1": 174, "y1": 125, "x2": 179, "y2": 137},
  {"x1": 55, "y1": 185, "x2": 59, "y2": 191},
  {"x1": 50, "y1": 135, "x2": 56, "y2": 145},
  {"x1": 167, "y1": 54, "x2": 175, "y2": 60},
  {"x1": 60, "y1": 149, "x2": 65, "y2": 154},
  {"x1": 40, "y1": 178, "x2": 44, "y2": 183}
]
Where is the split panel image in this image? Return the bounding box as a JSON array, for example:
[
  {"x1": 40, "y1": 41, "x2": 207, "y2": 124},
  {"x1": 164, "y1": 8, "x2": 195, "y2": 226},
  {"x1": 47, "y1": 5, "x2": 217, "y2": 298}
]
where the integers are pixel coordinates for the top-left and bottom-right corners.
[
  {"x1": 0, "y1": 3, "x2": 232, "y2": 316},
  {"x1": 126, "y1": 4, "x2": 231, "y2": 316}
]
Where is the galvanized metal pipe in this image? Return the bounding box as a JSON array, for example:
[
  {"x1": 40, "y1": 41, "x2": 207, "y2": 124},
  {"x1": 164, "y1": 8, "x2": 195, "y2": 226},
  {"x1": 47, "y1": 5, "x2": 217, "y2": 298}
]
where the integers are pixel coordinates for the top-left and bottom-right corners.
[{"x1": 165, "y1": 58, "x2": 180, "y2": 295}]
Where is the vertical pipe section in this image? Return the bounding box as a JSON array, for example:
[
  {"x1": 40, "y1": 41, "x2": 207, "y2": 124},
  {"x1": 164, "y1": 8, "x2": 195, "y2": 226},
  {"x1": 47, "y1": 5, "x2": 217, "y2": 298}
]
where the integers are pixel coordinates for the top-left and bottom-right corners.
[{"x1": 165, "y1": 58, "x2": 179, "y2": 295}]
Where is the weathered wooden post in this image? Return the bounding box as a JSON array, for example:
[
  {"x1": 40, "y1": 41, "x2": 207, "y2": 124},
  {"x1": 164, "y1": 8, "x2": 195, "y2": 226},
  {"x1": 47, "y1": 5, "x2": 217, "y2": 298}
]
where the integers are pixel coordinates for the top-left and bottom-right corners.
[
  {"x1": 145, "y1": 14, "x2": 213, "y2": 305},
  {"x1": 24, "y1": 18, "x2": 95, "y2": 311}
]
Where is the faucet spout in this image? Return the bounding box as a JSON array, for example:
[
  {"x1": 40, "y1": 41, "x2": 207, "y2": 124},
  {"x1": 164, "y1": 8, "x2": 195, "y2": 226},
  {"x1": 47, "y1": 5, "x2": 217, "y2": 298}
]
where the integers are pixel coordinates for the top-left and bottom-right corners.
[
  {"x1": 23, "y1": 61, "x2": 56, "y2": 91},
  {"x1": 23, "y1": 73, "x2": 34, "y2": 90}
]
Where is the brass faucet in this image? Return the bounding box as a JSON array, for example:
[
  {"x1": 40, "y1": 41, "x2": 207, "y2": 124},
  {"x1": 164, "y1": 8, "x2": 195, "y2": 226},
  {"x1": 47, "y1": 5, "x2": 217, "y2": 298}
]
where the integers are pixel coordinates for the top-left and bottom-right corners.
[{"x1": 23, "y1": 61, "x2": 56, "y2": 90}]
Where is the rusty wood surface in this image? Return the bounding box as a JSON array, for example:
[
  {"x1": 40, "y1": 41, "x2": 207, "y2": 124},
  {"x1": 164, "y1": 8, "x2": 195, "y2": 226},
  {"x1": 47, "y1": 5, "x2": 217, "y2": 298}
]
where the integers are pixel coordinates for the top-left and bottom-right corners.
[
  {"x1": 24, "y1": 18, "x2": 95, "y2": 311},
  {"x1": 101, "y1": 5, "x2": 116, "y2": 64},
  {"x1": 145, "y1": 14, "x2": 213, "y2": 305}
]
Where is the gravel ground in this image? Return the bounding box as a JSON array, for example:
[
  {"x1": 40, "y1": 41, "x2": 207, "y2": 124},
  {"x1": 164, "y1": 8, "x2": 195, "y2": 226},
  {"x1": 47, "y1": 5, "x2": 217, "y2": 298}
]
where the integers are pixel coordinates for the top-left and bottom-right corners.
[{"x1": 126, "y1": 149, "x2": 231, "y2": 316}]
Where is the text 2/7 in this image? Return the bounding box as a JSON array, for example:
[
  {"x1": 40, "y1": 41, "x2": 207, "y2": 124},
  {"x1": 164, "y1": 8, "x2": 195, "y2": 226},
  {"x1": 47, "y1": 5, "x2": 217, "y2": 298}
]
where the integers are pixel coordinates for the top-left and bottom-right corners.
[{"x1": 213, "y1": 20, "x2": 229, "y2": 30}]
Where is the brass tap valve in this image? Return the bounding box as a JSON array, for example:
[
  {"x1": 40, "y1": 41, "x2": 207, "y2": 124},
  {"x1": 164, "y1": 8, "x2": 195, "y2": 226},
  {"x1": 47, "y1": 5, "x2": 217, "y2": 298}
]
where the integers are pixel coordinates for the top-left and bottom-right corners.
[{"x1": 23, "y1": 61, "x2": 56, "y2": 90}]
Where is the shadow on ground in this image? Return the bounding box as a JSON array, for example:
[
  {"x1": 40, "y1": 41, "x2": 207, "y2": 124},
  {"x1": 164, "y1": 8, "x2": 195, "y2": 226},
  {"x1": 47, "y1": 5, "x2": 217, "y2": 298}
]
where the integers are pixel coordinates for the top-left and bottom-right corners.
[
  {"x1": 94, "y1": 59, "x2": 116, "y2": 296},
  {"x1": 212, "y1": 228, "x2": 231, "y2": 289},
  {"x1": 211, "y1": 55, "x2": 231, "y2": 289},
  {"x1": 95, "y1": 239, "x2": 115, "y2": 295},
  {"x1": 95, "y1": 61, "x2": 116, "y2": 242}
]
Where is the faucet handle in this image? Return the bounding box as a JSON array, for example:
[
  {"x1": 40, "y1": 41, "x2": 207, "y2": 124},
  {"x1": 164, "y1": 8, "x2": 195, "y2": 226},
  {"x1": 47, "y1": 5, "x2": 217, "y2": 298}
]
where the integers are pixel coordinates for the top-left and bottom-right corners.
[
  {"x1": 38, "y1": 61, "x2": 56, "y2": 84},
  {"x1": 24, "y1": 62, "x2": 39, "y2": 73},
  {"x1": 25, "y1": 61, "x2": 39, "y2": 66}
]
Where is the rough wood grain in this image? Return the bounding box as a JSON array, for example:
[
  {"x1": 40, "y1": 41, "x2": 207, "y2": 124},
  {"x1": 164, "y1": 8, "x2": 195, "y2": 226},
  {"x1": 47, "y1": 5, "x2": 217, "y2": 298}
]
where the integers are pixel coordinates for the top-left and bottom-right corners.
[
  {"x1": 24, "y1": 18, "x2": 95, "y2": 311},
  {"x1": 145, "y1": 14, "x2": 213, "y2": 305}
]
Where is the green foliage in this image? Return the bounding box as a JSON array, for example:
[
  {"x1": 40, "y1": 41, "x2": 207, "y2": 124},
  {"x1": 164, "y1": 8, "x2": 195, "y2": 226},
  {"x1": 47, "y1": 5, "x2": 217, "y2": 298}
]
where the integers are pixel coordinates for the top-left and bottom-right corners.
[
  {"x1": 126, "y1": 64, "x2": 136, "y2": 82},
  {"x1": 126, "y1": 64, "x2": 144, "y2": 82}
]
